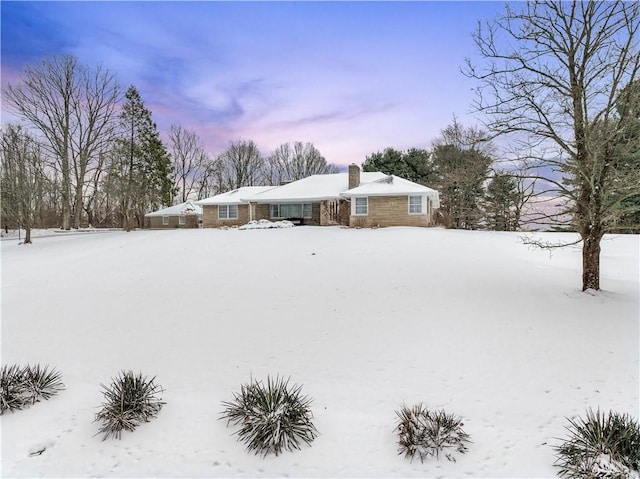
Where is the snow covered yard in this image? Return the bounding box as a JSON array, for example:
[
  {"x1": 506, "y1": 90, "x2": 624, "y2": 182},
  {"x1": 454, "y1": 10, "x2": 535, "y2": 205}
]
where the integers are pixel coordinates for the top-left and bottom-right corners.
[{"x1": 1, "y1": 226, "x2": 638, "y2": 478}]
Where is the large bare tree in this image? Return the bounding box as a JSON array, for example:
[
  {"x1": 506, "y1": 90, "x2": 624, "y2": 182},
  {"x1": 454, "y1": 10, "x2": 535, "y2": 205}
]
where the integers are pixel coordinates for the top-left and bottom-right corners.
[
  {"x1": 263, "y1": 141, "x2": 338, "y2": 185},
  {"x1": 168, "y1": 124, "x2": 209, "y2": 203},
  {"x1": 216, "y1": 139, "x2": 264, "y2": 190},
  {"x1": 466, "y1": 0, "x2": 640, "y2": 290},
  {"x1": 4, "y1": 54, "x2": 120, "y2": 229},
  {"x1": 69, "y1": 63, "x2": 120, "y2": 228}
]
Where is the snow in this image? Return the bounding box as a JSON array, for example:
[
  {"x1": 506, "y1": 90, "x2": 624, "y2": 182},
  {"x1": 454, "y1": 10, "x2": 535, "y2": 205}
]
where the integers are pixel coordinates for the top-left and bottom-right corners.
[
  {"x1": 246, "y1": 172, "x2": 387, "y2": 203},
  {"x1": 144, "y1": 201, "x2": 202, "y2": 217},
  {"x1": 592, "y1": 453, "x2": 638, "y2": 478},
  {"x1": 196, "y1": 187, "x2": 276, "y2": 206},
  {"x1": 238, "y1": 220, "x2": 295, "y2": 230},
  {"x1": 1, "y1": 227, "x2": 638, "y2": 478},
  {"x1": 0, "y1": 228, "x2": 117, "y2": 241}
]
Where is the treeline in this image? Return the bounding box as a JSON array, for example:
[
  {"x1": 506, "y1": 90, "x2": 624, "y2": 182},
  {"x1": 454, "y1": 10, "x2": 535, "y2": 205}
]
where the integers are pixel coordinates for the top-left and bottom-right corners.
[
  {"x1": 362, "y1": 119, "x2": 535, "y2": 232},
  {"x1": 363, "y1": 113, "x2": 640, "y2": 233},
  {"x1": 3, "y1": 53, "x2": 638, "y2": 243},
  {"x1": 0, "y1": 55, "x2": 339, "y2": 241}
]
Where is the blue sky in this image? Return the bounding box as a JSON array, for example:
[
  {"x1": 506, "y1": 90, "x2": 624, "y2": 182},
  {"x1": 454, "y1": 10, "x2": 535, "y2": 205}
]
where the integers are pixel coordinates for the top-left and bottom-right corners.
[{"x1": 1, "y1": 1, "x2": 505, "y2": 166}]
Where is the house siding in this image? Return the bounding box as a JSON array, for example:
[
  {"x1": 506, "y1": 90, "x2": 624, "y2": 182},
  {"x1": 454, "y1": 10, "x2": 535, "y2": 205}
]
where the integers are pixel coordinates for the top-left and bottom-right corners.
[
  {"x1": 148, "y1": 215, "x2": 199, "y2": 229},
  {"x1": 310, "y1": 203, "x2": 321, "y2": 225},
  {"x1": 254, "y1": 204, "x2": 270, "y2": 222},
  {"x1": 349, "y1": 195, "x2": 432, "y2": 228},
  {"x1": 202, "y1": 204, "x2": 250, "y2": 228}
]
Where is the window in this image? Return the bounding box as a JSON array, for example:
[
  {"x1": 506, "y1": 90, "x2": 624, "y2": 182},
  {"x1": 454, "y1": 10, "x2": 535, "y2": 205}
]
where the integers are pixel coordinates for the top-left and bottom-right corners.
[
  {"x1": 162, "y1": 216, "x2": 169, "y2": 225},
  {"x1": 178, "y1": 216, "x2": 185, "y2": 225},
  {"x1": 269, "y1": 203, "x2": 312, "y2": 218},
  {"x1": 303, "y1": 203, "x2": 312, "y2": 218},
  {"x1": 354, "y1": 197, "x2": 368, "y2": 215},
  {"x1": 218, "y1": 204, "x2": 238, "y2": 219},
  {"x1": 409, "y1": 195, "x2": 423, "y2": 214}
]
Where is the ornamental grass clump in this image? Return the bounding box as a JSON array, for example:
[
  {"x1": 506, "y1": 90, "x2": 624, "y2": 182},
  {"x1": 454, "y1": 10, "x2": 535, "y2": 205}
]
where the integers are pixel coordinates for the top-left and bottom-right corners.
[
  {"x1": 0, "y1": 364, "x2": 64, "y2": 414},
  {"x1": 95, "y1": 371, "x2": 165, "y2": 440},
  {"x1": 554, "y1": 408, "x2": 640, "y2": 478},
  {"x1": 395, "y1": 403, "x2": 470, "y2": 463},
  {"x1": 220, "y1": 376, "x2": 318, "y2": 457}
]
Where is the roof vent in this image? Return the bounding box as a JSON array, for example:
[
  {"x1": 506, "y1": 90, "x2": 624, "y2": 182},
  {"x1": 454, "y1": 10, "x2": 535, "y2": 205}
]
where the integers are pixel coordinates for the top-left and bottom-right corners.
[{"x1": 379, "y1": 175, "x2": 393, "y2": 184}]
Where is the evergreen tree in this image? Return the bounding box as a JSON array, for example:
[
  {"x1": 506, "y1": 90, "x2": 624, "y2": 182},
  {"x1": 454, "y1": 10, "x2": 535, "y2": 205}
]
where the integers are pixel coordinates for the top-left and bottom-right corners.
[
  {"x1": 431, "y1": 121, "x2": 492, "y2": 230},
  {"x1": 110, "y1": 86, "x2": 174, "y2": 231},
  {"x1": 612, "y1": 80, "x2": 640, "y2": 233},
  {"x1": 362, "y1": 147, "x2": 432, "y2": 185},
  {"x1": 484, "y1": 172, "x2": 519, "y2": 231}
]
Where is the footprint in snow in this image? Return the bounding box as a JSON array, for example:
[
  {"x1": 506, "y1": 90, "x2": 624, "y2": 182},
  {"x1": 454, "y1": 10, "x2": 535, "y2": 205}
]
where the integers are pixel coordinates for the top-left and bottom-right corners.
[{"x1": 28, "y1": 440, "x2": 54, "y2": 457}]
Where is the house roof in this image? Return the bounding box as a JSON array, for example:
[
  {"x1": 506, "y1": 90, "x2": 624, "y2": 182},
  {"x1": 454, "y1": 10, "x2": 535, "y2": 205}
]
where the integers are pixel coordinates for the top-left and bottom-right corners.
[
  {"x1": 244, "y1": 172, "x2": 387, "y2": 203},
  {"x1": 341, "y1": 175, "x2": 440, "y2": 207},
  {"x1": 145, "y1": 201, "x2": 203, "y2": 217},
  {"x1": 195, "y1": 186, "x2": 276, "y2": 205},
  {"x1": 193, "y1": 172, "x2": 440, "y2": 207}
]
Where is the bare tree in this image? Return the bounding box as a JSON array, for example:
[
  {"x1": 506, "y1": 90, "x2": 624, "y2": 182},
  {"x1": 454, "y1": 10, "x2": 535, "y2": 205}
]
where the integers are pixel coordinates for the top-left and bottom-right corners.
[
  {"x1": 466, "y1": 0, "x2": 640, "y2": 290},
  {"x1": 4, "y1": 55, "x2": 76, "y2": 229},
  {"x1": 217, "y1": 139, "x2": 264, "y2": 190},
  {"x1": 4, "y1": 54, "x2": 120, "y2": 229},
  {"x1": 1, "y1": 125, "x2": 48, "y2": 243},
  {"x1": 168, "y1": 124, "x2": 208, "y2": 203},
  {"x1": 264, "y1": 141, "x2": 338, "y2": 184},
  {"x1": 197, "y1": 157, "x2": 224, "y2": 199},
  {"x1": 69, "y1": 64, "x2": 120, "y2": 228}
]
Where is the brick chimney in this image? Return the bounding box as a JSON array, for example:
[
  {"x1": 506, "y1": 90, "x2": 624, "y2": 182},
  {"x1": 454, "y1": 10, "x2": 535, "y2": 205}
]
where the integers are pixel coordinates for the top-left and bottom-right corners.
[{"x1": 348, "y1": 163, "x2": 360, "y2": 190}]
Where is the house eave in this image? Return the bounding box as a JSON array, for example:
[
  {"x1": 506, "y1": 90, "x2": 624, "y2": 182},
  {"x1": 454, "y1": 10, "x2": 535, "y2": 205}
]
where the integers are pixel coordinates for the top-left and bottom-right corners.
[
  {"x1": 340, "y1": 191, "x2": 436, "y2": 198},
  {"x1": 244, "y1": 195, "x2": 341, "y2": 204}
]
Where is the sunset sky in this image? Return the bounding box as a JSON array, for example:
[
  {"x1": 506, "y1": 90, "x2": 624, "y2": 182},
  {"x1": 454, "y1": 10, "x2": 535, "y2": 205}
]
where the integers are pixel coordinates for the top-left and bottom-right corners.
[{"x1": 1, "y1": 1, "x2": 505, "y2": 167}]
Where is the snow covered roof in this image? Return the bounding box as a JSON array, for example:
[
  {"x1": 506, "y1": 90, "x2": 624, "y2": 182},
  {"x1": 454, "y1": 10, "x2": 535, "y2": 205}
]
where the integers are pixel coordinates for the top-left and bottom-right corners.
[
  {"x1": 341, "y1": 175, "x2": 440, "y2": 208},
  {"x1": 195, "y1": 186, "x2": 276, "y2": 205},
  {"x1": 192, "y1": 173, "x2": 440, "y2": 206},
  {"x1": 145, "y1": 201, "x2": 203, "y2": 217},
  {"x1": 244, "y1": 172, "x2": 387, "y2": 203}
]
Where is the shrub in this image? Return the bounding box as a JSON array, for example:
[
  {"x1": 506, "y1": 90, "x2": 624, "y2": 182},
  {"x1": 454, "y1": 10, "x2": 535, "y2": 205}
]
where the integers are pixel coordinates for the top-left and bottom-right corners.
[
  {"x1": 395, "y1": 403, "x2": 470, "y2": 463},
  {"x1": 95, "y1": 371, "x2": 165, "y2": 440},
  {"x1": 0, "y1": 364, "x2": 64, "y2": 414},
  {"x1": 220, "y1": 376, "x2": 318, "y2": 456},
  {"x1": 554, "y1": 408, "x2": 640, "y2": 478}
]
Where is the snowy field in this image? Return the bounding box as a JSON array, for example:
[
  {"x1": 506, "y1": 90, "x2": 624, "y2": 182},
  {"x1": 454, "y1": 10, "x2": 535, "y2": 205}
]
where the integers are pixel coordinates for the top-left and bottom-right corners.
[{"x1": 1, "y1": 226, "x2": 638, "y2": 478}]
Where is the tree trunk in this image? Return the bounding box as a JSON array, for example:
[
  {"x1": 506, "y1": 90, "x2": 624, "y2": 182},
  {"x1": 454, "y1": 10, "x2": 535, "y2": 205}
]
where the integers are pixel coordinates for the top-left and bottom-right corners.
[
  {"x1": 122, "y1": 210, "x2": 131, "y2": 232},
  {"x1": 61, "y1": 166, "x2": 71, "y2": 230},
  {"x1": 24, "y1": 227, "x2": 32, "y2": 244},
  {"x1": 74, "y1": 186, "x2": 83, "y2": 229},
  {"x1": 582, "y1": 233, "x2": 601, "y2": 291}
]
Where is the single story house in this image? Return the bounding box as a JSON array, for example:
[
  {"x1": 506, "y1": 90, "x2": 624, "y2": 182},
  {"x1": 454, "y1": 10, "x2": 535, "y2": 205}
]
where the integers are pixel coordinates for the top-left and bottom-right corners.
[
  {"x1": 196, "y1": 165, "x2": 440, "y2": 228},
  {"x1": 145, "y1": 201, "x2": 203, "y2": 228},
  {"x1": 195, "y1": 186, "x2": 275, "y2": 228},
  {"x1": 340, "y1": 169, "x2": 440, "y2": 228}
]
